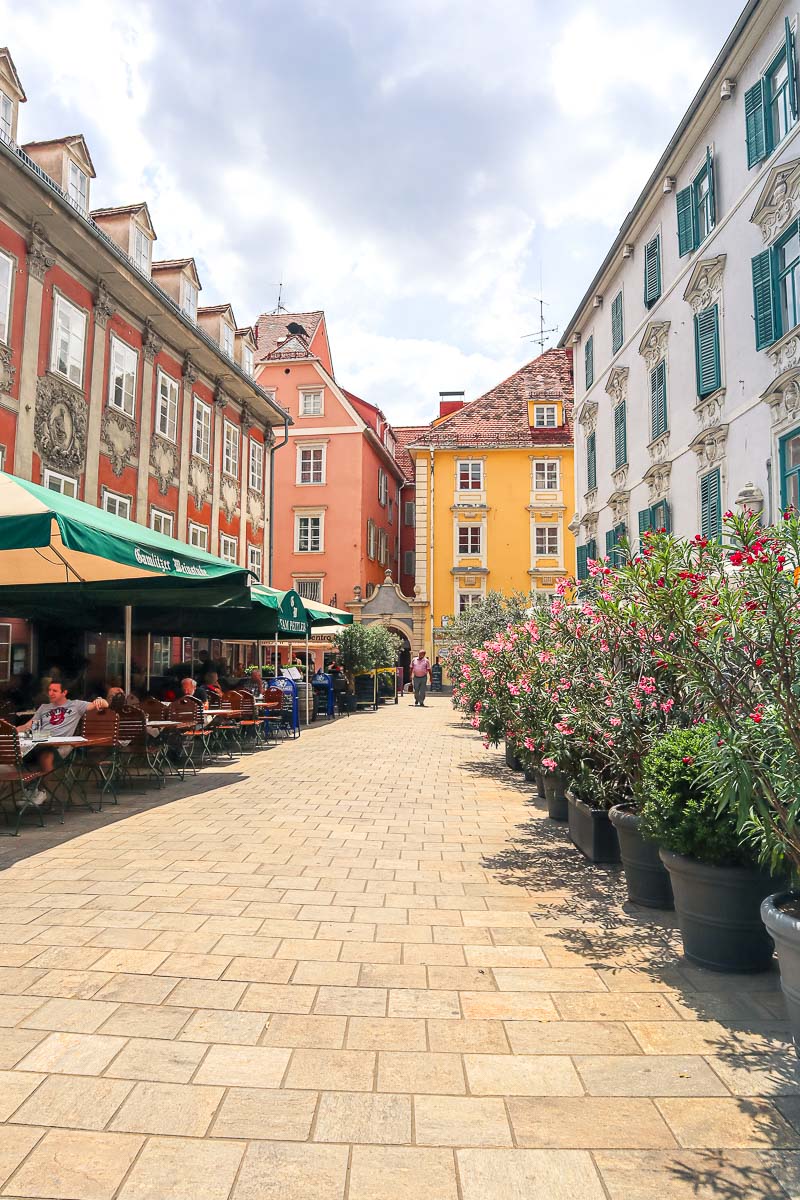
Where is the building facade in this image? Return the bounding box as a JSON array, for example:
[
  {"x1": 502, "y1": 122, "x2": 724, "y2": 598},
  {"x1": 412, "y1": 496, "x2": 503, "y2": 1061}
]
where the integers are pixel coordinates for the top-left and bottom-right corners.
[
  {"x1": 562, "y1": 0, "x2": 800, "y2": 574},
  {"x1": 255, "y1": 310, "x2": 405, "y2": 608},
  {"x1": 394, "y1": 424, "x2": 428, "y2": 598},
  {"x1": 0, "y1": 48, "x2": 289, "y2": 681},
  {"x1": 409, "y1": 349, "x2": 575, "y2": 656}
]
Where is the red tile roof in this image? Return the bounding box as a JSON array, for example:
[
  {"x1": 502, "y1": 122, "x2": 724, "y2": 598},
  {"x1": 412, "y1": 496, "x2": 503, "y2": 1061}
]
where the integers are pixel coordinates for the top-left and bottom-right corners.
[
  {"x1": 413, "y1": 348, "x2": 573, "y2": 448},
  {"x1": 393, "y1": 426, "x2": 429, "y2": 482},
  {"x1": 254, "y1": 311, "x2": 325, "y2": 360}
]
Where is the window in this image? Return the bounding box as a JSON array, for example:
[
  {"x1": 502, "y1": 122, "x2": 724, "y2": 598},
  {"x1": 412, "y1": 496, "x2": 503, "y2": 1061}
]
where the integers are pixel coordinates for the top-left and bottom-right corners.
[
  {"x1": 458, "y1": 592, "x2": 482, "y2": 613},
  {"x1": 247, "y1": 544, "x2": 263, "y2": 580},
  {"x1": 220, "y1": 534, "x2": 238, "y2": 563},
  {"x1": 0, "y1": 623, "x2": 9, "y2": 682},
  {"x1": 388, "y1": 496, "x2": 394, "y2": 525},
  {"x1": 378, "y1": 528, "x2": 388, "y2": 565},
  {"x1": 605, "y1": 523, "x2": 627, "y2": 565},
  {"x1": 0, "y1": 249, "x2": 13, "y2": 345},
  {"x1": 638, "y1": 501, "x2": 671, "y2": 541},
  {"x1": 43, "y1": 469, "x2": 77, "y2": 498},
  {"x1": 584, "y1": 335, "x2": 594, "y2": 389},
  {"x1": 575, "y1": 539, "x2": 597, "y2": 581},
  {"x1": 299, "y1": 389, "x2": 323, "y2": 416},
  {"x1": 242, "y1": 345, "x2": 254, "y2": 377},
  {"x1": 458, "y1": 460, "x2": 483, "y2": 489},
  {"x1": 458, "y1": 525, "x2": 481, "y2": 555},
  {"x1": 249, "y1": 438, "x2": 264, "y2": 491},
  {"x1": 746, "y1": 20, "x2": 799, "y2": 166},
  {"x1": 535, "y1": 526, "x2": 559, "y2": 556},
  {"x1": 108, "y1": 336, "x2": 137, "y2": 418},
  {"x1": 534, "y1": 461, "x2": 559, "y2": 490},
  {"x1": 223, "y1": 421, "x2": 240, "y2": 477},
  {"x1": 181, "y1": 278, "x2": 198, "y2": 321},
  {"x1": 188, "y1": 522, "x2": 208, "y2": 551},
  {"x1": 51, "y1": 293, "x2": 86, "y2": 387},
  {"x1": 67, "y1": 160, "x2": 88, "y2": 212},
  {"x1": 222, "y1": 324, "x2": 234, "y2": 357},
  {"x1": 152, "y1": 635, "x2": 171, "y2": 675},
  {"x1": 650, "y1": 359, "x2": 668, "y2": 441},
  {"x1": 611, "y1": 291, "x2": 624, "y2": 354},
  {"x1": 0, "y1": 91, "x2": 11, "y2": 142},
  {"x1": 367, "y1": 518, "x2": 377, "y2": 559},
  {"x1": 102, "y1": 489, "x2": 131, "y2": 520},
  {"x1": 192, "y1": 398, "x2": 211, "y2": 462},
  {"x1": 297, "y1": 579, "x2": 322, "y2": 602},
  {"x1": 614, "y1": 401, "x2": 627, "y2": 470},
  {"x1": 677, "y1": 149, "x2": 716, "y2": 256},
  {"x1": 700, "y1": 468, "x2": 722, "y2": 540},
  {"x1": 404, "y1": 500, "x2": 415, "y2": 526},
  {"x1": 378, "y1": 469, "x2": 388, "y2": 506},
  {"x1": 403, "y1": 550, "x2": 415, "y2": 576},
  {"x1": 296, "y1": 514, "x2": 322, "y2": 552},
  {"x1": 132, "y1": 226, "x2": 151, "y2": 275},
  {"x1": 533, "y1": 405, "x2": 557, "y2": 428},
  {"x1": 0, "y1": 445, "x2": 5, "y2": 470},
  {"x1": 643, "y1": 234, "x2": 661, "y2": 308},
  {"x1": 298, "y1": 446, "x2": 325, "y2": 485},
  {"x1": 586, "y1": 432, "x2": 597, "y2": 491},
  {"x1": 150, "y1": 508, "x2": 173, "y2": 537},
  {"x1": 694, "y1": 305, "x2": 721, "y2": 398},
  {"x1": 780, "y1": 427, "x2": 800, "y2": 509},
  {"x1": 156, "y1": 371, "x2": 179, "y2": 442}
]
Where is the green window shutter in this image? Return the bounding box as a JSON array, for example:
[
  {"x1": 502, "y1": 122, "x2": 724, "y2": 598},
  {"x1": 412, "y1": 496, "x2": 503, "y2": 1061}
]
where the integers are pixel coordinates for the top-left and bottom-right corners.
[
  {"x1": 605, "y1": 529, "x2": 615, "y2": 558},
  {"x1": 576, "y1": 545, "x2": 589, "y2": 581},
  {"x1": 584, "y1": 335, "x2": 594, "y2": 388},
  {"x1": 587, "y1": 538, "x2": 597, "y2": 562},
  {"x1": 700, "y1": 468, "x2": 721, "y2": 539},
  {"x1": 706, "y1": 146, "x2": 716, "y2": 229},
  {"x1": 676, "y1": 186, "x2": 695, "y2": 256},
  {"x1": 611, "y1": 291, "x2": 623, "y2": 353},
  {"x1": 605, "y1": 523, "x2": 627, "y2": 565},
  {"x1": 650, "y1": 359, "x2": 667, "y2": 440},
  {"x1": 752, "y1": 249, "x2": 776, "y2": 350},
  {"x1": 643, "y1": 235, "x2": 661, "y2": 307},
  {"x1": 787, "y1": 17, "x2": 799, "y2": 120},
  {"x1": 614, "y1": 400, "x2": 627, "y2": 469},
  {"x1": 652, "y1": 500, "x2": 671, "y2": 533},
  {"x1": 745, "y1": 80, "x2": 767, "y2": 168},
  {"x1": 694, "y1": 304, "x2": 721, "y2": 398},
  {"x1": 587, "y1": 431, "x2": 597, "y2": 490},
  {"x1": 638, "y1": 509, "x2": 653, "y2": 545}
]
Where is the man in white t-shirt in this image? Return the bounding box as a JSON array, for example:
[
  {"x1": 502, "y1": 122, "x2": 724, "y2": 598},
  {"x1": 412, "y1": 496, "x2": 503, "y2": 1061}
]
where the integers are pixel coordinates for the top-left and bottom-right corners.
[
  {"x1": 410, "y1": 650, "x2": 432, "y2": 707},
  {"x1": 18, "y1": 682, "x2": 108, "y2": 804}
]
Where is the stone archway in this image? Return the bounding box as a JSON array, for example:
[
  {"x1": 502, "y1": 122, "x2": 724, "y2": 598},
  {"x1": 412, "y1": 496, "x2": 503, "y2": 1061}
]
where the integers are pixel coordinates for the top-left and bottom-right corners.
[{"x1": 346, "y1": 571, "x2": 427, "y2": 685}]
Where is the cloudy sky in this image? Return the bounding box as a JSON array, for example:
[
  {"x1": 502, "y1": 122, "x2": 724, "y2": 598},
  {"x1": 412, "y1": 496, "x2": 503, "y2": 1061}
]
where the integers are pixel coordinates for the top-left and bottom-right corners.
[{"x1": 4, "y1": 0, "x2": 742, "y2": 424}]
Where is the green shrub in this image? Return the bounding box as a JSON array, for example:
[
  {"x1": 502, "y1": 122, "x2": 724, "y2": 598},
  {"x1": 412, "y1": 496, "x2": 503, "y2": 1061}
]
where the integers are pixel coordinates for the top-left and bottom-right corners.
[{"x1": 638, "y1": 726, "x2": 754, "y2": 866}]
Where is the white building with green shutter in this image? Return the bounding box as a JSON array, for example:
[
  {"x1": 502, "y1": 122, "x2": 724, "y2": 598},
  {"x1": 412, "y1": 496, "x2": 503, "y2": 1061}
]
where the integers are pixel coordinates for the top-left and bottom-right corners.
[{"x1": 561, "y1": 0, "x2": 800, "y2": 578}]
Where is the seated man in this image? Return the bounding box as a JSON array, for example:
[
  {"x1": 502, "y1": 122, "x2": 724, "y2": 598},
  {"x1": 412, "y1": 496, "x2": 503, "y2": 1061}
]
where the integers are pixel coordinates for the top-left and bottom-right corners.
[
  {"x1": 18, "y1": 682, "x2": 109, "y2": 804},
  {"x1": 180, "y1": 677, "x2": 199, "y2": 699},
  {"x1": 195, "y1": 671, "x2": 222, "y2": 703},
  {"x1": 241, "y1": 669, "x2": 264, "y2": 696}
]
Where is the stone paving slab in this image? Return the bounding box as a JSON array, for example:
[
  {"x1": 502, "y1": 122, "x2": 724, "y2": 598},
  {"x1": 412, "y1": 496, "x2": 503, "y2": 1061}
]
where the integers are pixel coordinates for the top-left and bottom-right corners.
[{"x1": 0, "y1": 697, "x2": 796, "y2": 1197}]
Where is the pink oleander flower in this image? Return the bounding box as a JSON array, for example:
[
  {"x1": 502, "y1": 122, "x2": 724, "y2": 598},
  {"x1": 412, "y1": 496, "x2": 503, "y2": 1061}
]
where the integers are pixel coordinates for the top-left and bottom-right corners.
[{"x1": 541, "y1": 757, "x2": 557, "y2": 772}]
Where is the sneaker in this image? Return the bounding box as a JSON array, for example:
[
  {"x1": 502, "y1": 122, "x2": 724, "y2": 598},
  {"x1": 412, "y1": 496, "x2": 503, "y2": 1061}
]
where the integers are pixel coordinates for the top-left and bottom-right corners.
[{"x1": 16, "y1": 789, "x2": 48, "y2": 810}]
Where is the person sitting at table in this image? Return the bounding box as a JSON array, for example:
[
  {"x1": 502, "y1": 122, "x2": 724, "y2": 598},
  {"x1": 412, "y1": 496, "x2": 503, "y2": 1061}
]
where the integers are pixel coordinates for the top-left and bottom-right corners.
[
  {"x1": 240, "y1": 669, "x2": 264, "y2": 696},
  {"x1": 180, "y1": 677, "x2": 198, "y2": 699},
  {"x1": 195, "y1": 671, "x2": 222, "y2": 704},
  {"x1": 106, "y1": 685, "x2": 125, "y2": 710},
  {"x1": 17, "y1": 682, "x2": 108, "y2": 805}
]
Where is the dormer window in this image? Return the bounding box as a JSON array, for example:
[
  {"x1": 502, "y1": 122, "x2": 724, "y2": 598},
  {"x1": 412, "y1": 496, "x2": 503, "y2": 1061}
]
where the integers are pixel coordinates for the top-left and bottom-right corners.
[
  {"x1": 0, "y1": 91, "x2": 11, "y2": 143},
  {"x1": 242, "y1": 345, "x2": 254, "y2": 377},
  {"x1": 181, "y1": 278, "x2": 198, "y2": 322},
  {"x1": 222, "y1": 324, "x2": 234, "y2": 357},
  {"x1": 67, "y1": 160, "x2": 88, "y2": 213},
  {"x1": 132, "y1": 226, "x2": 151, "y2": 275}
]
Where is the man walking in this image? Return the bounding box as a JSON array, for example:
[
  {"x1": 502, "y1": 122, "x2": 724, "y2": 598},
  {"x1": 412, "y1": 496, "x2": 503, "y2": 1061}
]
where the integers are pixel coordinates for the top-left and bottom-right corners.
[{"x1": 411, "y1": 650, "x2": 431, "y2": 707}]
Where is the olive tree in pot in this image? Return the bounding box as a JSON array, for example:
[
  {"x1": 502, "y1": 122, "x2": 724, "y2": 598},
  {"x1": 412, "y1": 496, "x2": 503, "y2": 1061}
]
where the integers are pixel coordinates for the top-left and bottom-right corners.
[{"x1": 639, "y1": 726, "x2": 777, "y2": 972}]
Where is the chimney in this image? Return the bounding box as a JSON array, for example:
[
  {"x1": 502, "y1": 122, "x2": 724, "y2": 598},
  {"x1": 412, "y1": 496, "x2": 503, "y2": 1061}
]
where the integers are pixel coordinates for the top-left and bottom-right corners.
[{"x1": 439, "y1": 390, "x2": 465, "y2": 418}]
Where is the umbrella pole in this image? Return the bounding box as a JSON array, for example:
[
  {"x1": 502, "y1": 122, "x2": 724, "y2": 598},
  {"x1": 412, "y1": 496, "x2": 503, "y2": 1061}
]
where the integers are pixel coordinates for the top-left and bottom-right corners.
[
  {"x1": 273, "y1": 632, "x2": 278, "y2": 678},
  {"x1": 305, "y1": 629, "x2": 310, "y2": 726},
  {"x1": 124, "y1": 606, "x2": 132, "y2": 695},
  {"x1": 257, "y1": 639, "x2": 262, "y2": 671},
  {"x1": 146, "y1": 633, "x2": 151, "y2": 692}
]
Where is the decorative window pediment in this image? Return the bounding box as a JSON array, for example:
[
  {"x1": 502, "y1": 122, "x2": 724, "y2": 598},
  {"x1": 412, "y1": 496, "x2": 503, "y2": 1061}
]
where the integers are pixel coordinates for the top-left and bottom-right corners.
[
  {"x1": 690, "y1": 424, "x2": 728, "y2": 469},
  {"x1": 751, "y1": 157, "x2": 800, "y2": 243},
  {"x1": 761, "y1": 365, "x2": 800, "y2": 426},
  {"x1": 604, "y1": 366, "x2": 628, "y2": 405},
  {"x1": 683, "y1": 255, "x2": 726, "y2": 313},
  {"x1": 577, "y1": 399, "x2": 598, "y2": 434},
  {"x1": 638, "y1": 320, "x2": 670, "y2": 369},
  {"x1": 643, "y1": 461, "x2": 672, "y2": 504}
]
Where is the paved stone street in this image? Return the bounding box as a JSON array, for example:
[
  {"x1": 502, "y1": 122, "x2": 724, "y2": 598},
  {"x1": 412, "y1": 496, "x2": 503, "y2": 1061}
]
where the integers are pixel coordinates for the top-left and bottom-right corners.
[{"x1": 0, "y1": 697, "x2": 796, "y2": 1198}]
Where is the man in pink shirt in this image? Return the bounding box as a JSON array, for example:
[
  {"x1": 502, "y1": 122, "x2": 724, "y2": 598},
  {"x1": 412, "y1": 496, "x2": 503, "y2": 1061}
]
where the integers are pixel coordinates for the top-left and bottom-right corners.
[{"x1": 411, "y1": 650, "x2": 432, "y2": 707}]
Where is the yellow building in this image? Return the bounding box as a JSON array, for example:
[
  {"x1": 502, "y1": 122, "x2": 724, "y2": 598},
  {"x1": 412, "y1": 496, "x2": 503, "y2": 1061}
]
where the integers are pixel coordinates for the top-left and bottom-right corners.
[{"x1": 408, "y1": 348, "x2": 575, "y2": 656}]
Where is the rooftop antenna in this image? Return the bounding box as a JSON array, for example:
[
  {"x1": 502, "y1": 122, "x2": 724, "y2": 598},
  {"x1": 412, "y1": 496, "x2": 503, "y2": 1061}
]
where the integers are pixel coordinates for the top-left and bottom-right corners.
[
  {"x1": 522, "y1": 266, "x2": 558, "y2": 354},
  {"x1": 270, "y1": 278, "x2": 287, "y2": 315}
]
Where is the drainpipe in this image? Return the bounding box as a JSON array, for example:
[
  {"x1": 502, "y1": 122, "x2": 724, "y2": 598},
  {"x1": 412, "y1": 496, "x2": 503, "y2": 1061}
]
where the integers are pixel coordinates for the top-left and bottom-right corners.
[
  {"x1": 397, "y1": 480, "x2": 408, "y2": 587},
  {"x1": 268, "y1": 413, "x2": 290, "y2": 586}
]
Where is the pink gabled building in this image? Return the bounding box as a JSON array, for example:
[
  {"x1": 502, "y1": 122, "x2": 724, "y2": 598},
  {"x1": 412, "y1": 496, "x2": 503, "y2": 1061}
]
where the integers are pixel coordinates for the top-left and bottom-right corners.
[{"x1": 254, "y1": 310, "x2": 405, "y2": 608}]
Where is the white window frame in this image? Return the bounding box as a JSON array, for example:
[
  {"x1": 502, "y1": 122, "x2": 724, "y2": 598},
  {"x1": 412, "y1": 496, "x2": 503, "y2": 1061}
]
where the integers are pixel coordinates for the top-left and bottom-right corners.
[
  {"x1": 247, "y1": 544, "x2": 263, "y2": 580},
  {"x1": 534, "y1": 404, "x2": 558, "y2": 429},
  {"x1": 378, "y1": 468, "x2": 388, "y2": 506},
  {"x1": 108, "y1": 335, "x2": 138, "y2": 419},
  {"x1": 67, "y1": 159, "x2": 88, "y2": 213},
  {"x1": 151, "y1": 634, "x2": 171, "y2": 675},
  {"x1": 222, "y1": 324, "x2": 234, "y2": 357},
  {"x1": 295, "y1": 512, "x2": 323, "y2": 553},
  {"x1": 458, "y1": 591, "x2": 483, "y2": 613},
  {"x1": 377, "y1": 528, "x2": 388, "y2": 565},
  {"x1": 534, "y1": 460, "x2": 559, "y2": 490},
  {"x1": 457, "y1": 460, "x2": 483, "y2": 490},
  {"x1": 132, "y1": 225, "x2": 151, "y2": 275},
  {"x1": 219, "y1": 533, "x2": 238, "y2": 563},
  {"x1": 50, "y1": 292, "x2": 87, "y2": 388},
  {"x1": 192, "y1": 397, "x2": 211, "y2": 462},
  {"x1": 0, "y1": 445, "x2": 5, "y2": 471},
  {"x1": 155, "y1": 370, "x2": 179, "y2": 442},
  {"x1": 297, "y1": 444, "x2": 325, "y2": 485},
  {"x1": 248, "y1": 438, "x2": 264, "y2": 491},
  {"x1": 102, "y1": 488, "x2": 132, "y2": 520},
  {"x1": 181, "y1": 277, "x2": 198, "y2": 321},
  {"x1": 242, "y1": 345, "x2": 254, "y2": 377},
  {"x1": 150, "y1": 508, "x2": 174, "y2": 537},
  {"x1": 367, "y1": 518, "x2": 377, "y2": 559},
  {"x1": 296, "y1": 578, "x2": 322, "y2": 602},
  {"x1": 188, "y1": 522, "x2": 209, "y2": 551},
  {"x1": 458, "y1": 525, "x2": 482, "y2": 555},
  {"x1": 0, "y1": 248, "x2": 13, "y2": 346},
  {"x1": 299, "y1": 388, "x2": 323, "y2": 417},
  {"x1": 223, "y1": 420, "x2": 240, "y2": 477},
  {"x1": 535, "y1": 525, "x2": 559, "y2": 556},
  {"x1": 0, "y1": 91, "x2": 12, "y2": 143},
  {"x1": 43, "y1": 469, "x2": 78, "y2": 498}
]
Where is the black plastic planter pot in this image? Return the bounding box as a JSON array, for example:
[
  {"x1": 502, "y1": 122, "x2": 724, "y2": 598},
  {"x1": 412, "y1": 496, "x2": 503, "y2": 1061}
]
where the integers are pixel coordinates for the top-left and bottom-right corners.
[
  {"x1": 660, "y1": 849, "x2": 776, "y2": 973},
  {"x1": 761, "y1": 893, "x2": 800, "y2": 1052},
  {"x1": 544, "y1": 774, "x2": 568, "y2": 822},
  {"x1": 567, "y1": 794, "x2": 620, "y2": 863},
  {"x1": 609, "y1": 805, "x2": 673, "y2": 909},
  {"x1": 504, "y1": 740, "x2": 521, "y2": 771}
]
